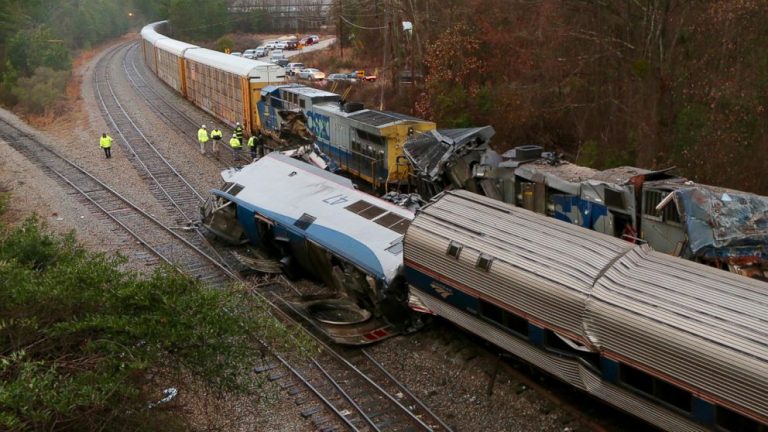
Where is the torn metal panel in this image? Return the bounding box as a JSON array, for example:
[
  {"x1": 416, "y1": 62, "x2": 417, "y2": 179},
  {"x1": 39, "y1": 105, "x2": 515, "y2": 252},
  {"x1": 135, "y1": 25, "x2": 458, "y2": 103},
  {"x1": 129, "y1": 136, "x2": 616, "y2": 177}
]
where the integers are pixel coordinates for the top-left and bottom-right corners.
[
  {"x1": 670, "y1": 187, "x2": 768, "y2": 257},
  {"x1": 403, "y1": 126, "x2": 495, "y2": 181}
]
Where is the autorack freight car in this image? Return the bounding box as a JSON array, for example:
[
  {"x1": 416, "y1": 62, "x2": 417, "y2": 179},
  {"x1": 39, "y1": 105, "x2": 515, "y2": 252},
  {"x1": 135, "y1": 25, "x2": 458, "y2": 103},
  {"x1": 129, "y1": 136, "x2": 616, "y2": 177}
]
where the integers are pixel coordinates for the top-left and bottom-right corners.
[
  {"x1": 139, "y1": 21, "x2": 166, "y2": 74},
  {"x1": 139, "y1": 21, "x2": 285, "y2": 134},
  {"x1": 405, "y1": 189, "x2": 768, "y2": 432}
]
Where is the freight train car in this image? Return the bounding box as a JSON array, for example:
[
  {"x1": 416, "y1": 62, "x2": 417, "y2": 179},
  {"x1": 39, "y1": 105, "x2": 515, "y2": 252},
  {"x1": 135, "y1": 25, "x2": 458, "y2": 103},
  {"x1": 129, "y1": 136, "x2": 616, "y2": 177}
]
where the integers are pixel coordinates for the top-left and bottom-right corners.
[
  {"x1": 154, "y1": 38, "x2": 198, "y2": 96},
  {"x1": 139, "y1": 21, "x2": 285, "y2": 134},
  {"x1": 258, "y1": 84, "x2": 436, "y2": 189},
  {"x1": 139, "y1": 21, "x2": 166, "y2": 74},
  {"x1": 405, "y1": 189, "x2": 768, "y2": 432},
  {"x1": 183, "y1": 48, "x2": 285, "y2": 132},
  {"x1": 201, "y1": 152, "x2": 416, "y2": 343}
]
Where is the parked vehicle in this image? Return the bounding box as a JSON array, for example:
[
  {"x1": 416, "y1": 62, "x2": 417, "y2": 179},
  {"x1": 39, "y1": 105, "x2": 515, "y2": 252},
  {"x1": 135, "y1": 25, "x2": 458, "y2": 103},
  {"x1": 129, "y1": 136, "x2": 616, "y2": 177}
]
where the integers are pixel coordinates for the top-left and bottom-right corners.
[
  {"x1": 270, "y1": 49, "x2": 285, "y2": 62},
  {"x1": 230, "y1": 51, "x2": 242, "y2": 57},
  {"x1": 242, "y1": 49, "x2": 257, "y2": 59},
  {"x1": 300, "y1": 35, "x2": 319, "y2": 46},
  {"x1": 285, "y1": 40, "x2": 299, "y2": 50},
  {"x1": 274, "y1": 59, "x2": 290, "y2": 67},
  {"x1": 354, "y1": 70, "x2": 377, "y2": 81},
  {"x1": 255, "y1": 47, "x2": 267, "y2": 57},
  {"x1": 264, "y1": 41, "x2": 277, "y2": 49},
  {"x1": 285, "y1": 63, "x2": 305, "y2": 76},
  {"x1": 275, "y1": 41, "x2": 288, "y2": 50},
  {"x1": 327, "y1": 73, "x2": 357, "y2": 83},
  {"x1": 297, "y1": 68, "x2": 326, "y2": 81}
]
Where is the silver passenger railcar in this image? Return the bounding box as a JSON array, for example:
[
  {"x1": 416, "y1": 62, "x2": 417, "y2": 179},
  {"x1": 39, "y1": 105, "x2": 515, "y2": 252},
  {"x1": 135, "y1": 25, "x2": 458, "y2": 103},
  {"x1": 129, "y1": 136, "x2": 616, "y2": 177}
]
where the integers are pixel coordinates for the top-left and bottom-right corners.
[{"x1": 405, "y1": 190, "x2": 767, "y2": 432}]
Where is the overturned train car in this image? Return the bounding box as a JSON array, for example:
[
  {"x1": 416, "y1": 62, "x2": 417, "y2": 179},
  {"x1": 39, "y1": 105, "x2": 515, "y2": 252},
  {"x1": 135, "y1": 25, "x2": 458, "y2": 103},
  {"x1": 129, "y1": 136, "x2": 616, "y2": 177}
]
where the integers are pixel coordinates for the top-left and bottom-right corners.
[
  {"x1": 201, "y1": 152, "x2": 416, "y2": 343},
  {"x1": 406, "y1": 190, "x2": 768, "y2": 432}
]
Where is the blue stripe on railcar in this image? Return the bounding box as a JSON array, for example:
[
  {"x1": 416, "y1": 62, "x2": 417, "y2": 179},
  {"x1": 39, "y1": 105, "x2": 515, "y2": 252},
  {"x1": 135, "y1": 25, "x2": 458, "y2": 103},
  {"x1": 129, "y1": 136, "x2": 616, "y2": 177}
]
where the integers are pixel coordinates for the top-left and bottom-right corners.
[
  {"x1": 219, "y1": 191, "x2": 385, "y2": 279},
  {"x1": 692, "y1": 398, "x2": 715, "y2": 425},
  {"x1": 404, "y1": 266, "x2": 478, "y2": 312}
]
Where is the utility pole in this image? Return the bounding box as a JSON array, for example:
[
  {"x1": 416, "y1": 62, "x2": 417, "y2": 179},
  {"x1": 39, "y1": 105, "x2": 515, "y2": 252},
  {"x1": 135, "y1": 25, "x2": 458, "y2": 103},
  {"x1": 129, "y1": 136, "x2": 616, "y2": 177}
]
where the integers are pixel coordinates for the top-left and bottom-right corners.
[
  {"x1": 338, "y1": 0, "x2": 343, "y2": 58},
  {"x1": 380, "y1": 1, "x2": 389, "y2": 110}
]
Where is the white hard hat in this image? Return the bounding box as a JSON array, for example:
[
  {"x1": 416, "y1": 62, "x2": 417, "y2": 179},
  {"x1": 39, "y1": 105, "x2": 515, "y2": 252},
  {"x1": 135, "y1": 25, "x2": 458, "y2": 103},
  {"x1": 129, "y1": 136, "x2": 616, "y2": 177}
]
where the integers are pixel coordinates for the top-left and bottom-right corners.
[
  {"x1": 202, "y1": 124, "x2": 207, "y2": 128},
  {"x1": 236, "y1": 122, "x2": 241, "y2": 126}
]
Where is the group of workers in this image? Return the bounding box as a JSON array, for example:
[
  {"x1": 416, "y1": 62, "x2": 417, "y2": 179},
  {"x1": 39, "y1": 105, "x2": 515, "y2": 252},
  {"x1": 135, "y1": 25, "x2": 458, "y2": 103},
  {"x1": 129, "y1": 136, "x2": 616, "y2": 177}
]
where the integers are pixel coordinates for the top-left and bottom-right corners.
[
  {"x1": 99, "y1": 121, "x2": 265, "y2": 164},
  {"x1": 197, "y1": 122, "x2": 264, "y2": 163}
]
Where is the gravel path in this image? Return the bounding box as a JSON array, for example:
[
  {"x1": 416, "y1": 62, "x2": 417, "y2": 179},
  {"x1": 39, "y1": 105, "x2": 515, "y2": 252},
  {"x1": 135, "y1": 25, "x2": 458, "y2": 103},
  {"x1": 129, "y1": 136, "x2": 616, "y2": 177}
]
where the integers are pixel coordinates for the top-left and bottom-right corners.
[{"x1": 0, "y1": 34, "x2": 619, "y2": 432}]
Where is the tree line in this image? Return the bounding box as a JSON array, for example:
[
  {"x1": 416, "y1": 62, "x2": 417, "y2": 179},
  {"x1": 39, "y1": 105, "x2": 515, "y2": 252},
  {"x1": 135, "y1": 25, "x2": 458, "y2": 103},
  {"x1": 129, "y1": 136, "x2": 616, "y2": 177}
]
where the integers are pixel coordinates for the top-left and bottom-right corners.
[{"x1": 337, "y1": 0, "x2": 768, "y2": 195}]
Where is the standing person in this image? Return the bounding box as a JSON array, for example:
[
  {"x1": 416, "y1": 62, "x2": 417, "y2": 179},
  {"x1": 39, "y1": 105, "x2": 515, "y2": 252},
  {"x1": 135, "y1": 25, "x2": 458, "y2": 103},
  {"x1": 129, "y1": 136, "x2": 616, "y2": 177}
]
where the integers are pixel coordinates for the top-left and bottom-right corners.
[
  {"x1": 229, "y1": 134, "x2": 242, "y2": 163},
  {"x1": 234, "y1": 122, "x2": 244, "y2": 145},
  {"x1": 247, "y1": 132, "x2": 264, "y2": 160},
  {"x1": 210, "y1": 127, "x2": 223, "y2": 156},
  {"x1": 99, "y1": 133, "x2": 113, "y2": 159},
  {"x1": 197, "y1": 125, "x2": 209, "y2": 154}
]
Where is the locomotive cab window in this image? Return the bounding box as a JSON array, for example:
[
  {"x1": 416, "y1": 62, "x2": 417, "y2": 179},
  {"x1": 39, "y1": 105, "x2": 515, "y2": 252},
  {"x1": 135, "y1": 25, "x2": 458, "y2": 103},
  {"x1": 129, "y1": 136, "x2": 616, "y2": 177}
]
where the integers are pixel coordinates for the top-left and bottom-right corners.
[
  {"x1": 447, "y1": 241, "x2": 463, "y2": 259},
  {"x1": 294, "y1": 213, "x2": 316, "y2": 230}
]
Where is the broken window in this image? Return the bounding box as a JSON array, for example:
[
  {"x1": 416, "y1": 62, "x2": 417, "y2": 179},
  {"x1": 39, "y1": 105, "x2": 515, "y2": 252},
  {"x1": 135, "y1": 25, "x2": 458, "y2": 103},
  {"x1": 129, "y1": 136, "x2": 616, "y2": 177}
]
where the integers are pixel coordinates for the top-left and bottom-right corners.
[{"x1": 222, "y1": 182, "x2": 244, "y2": 196}]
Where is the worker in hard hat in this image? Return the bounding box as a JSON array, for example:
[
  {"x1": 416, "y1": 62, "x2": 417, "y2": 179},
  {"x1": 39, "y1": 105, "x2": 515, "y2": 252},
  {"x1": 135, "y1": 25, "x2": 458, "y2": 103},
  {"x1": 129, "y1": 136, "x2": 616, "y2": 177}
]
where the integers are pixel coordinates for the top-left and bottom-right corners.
[
  {"x1": 229, "y1": 134, "x2": 243, "y2": 163},
  {"x1": 234, "y1": 121, "x2": 244, "y2": 145},
  {"x1": 197, "y1": 125, "x2": 209, "y2": 155},
  {"x1": 210, "y1": 127, "x2": 223, "y2": 157}
]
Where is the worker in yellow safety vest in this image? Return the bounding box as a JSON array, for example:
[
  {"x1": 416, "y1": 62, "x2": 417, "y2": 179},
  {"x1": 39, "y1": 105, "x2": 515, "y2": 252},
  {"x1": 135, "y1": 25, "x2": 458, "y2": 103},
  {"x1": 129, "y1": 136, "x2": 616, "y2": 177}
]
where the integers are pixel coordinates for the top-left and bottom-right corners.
[
  {"x1": 197, "y1": 125, "x2": 209, "y2": 154},
  {"x1": 210, "y1": 128, "x2": 223, "y2": 156},
  {"x1": 247, "y1": 132, "x2": 264, "y2": 160},
  {"x1": 99, "y1": 133, "x2": 113, "y2": 159},
  {"x1": 234, "y1": 122, "x2": 244, "y2": 144},
  {"x1": 229, "y1": 135, "x2": 242, "y2": 163}
]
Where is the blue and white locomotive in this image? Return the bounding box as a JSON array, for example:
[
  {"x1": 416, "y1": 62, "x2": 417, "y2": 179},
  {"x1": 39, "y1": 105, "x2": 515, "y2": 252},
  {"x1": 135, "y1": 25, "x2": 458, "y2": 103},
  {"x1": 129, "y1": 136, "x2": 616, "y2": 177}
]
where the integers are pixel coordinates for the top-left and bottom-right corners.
[{"x1": 201, "y1": 152, "x2": 415, "y2": 341}]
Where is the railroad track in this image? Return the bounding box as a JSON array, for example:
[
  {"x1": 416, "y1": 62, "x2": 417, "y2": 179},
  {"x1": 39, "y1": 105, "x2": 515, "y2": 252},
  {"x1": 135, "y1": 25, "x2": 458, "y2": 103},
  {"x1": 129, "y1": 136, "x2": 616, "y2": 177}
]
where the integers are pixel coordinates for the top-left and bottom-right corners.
[
  {"x1": 123, "y1": 42, "x2": 245, "y2": 166},
  {"x1": 112, "y1": 42, "x2": 454, "y2": 430},
  {"x1": 94, "y1": 43, "x2": 205, "y2": 225},
  {"x1": 0, "y1": 118, "x2": 235, "y2": 286},
  {"x1": 94, "y1": 43, "x2": 245, "y2": 281},
  {"x1": 254, "y1": 281, "x2": 454, "y2": 432}
]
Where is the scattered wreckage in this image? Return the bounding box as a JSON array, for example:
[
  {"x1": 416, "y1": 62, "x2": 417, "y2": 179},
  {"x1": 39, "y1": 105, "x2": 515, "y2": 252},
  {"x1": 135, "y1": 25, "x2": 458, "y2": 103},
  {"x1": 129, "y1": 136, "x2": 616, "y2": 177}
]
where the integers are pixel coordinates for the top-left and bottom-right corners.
[{"x1": 403, "y1": 128, "x2": 768, "y2": 279}]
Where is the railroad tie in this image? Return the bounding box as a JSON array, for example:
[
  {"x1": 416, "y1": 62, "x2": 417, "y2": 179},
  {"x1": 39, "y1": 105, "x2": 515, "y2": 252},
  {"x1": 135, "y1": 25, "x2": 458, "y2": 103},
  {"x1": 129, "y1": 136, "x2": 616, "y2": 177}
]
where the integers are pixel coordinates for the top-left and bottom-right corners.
[{"x1": 301, "y1": 406, "x2": 321, "y2": 418}]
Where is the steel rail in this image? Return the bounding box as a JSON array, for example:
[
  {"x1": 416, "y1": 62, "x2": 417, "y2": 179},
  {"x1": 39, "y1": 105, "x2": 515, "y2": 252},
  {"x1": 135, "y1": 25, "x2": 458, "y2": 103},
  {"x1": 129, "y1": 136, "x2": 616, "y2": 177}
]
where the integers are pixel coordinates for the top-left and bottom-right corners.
[
  {"x1": 361, "y1": 348, "x2": 454, "y2": 432},
  {"x1": 0, "y1": 119, "x2": 237, "y2": 283},
  {"x1": 94, "y1": 44, "x2": 204, "y2": 228}
]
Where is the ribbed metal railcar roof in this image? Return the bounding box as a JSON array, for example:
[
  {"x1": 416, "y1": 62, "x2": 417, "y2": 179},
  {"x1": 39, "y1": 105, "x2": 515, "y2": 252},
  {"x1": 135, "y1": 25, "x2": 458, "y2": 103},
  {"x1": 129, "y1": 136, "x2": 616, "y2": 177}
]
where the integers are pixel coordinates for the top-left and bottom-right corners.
[
  {"x1": 587, "y1": 246, "x2": 768, "y2": 420},
  {"x1": 184, "y1": 48, "x2": 280, "y2": 77},
  {"x1": 406, "y1": 190, "x2": 635, "y2": 339},
  {"x1": 155, "y1": 38, "x2": 199, "y2": 56},
  {"x1": 140, "y1": 21, "x2": 168, "y2": 44},
  {"x1": 416, "y1": 190, "x2": 633, "y2": 292}
]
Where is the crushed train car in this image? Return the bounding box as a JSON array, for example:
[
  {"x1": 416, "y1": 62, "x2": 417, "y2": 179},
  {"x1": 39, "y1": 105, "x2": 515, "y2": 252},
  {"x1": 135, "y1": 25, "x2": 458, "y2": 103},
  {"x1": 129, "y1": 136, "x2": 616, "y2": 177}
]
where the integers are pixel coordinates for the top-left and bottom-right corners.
[
  {"x1": 404, "y1": 132, "x2": 768, "y2": 278},
  {"x1": 201, "y1": 152, "x2": 417, "y2": 344}
]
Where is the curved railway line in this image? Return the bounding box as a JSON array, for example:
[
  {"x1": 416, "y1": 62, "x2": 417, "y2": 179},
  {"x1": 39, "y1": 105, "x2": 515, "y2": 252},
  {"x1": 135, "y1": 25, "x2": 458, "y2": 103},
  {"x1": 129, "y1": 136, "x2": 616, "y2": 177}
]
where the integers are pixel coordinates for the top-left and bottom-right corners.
[
  {"x1": 0, "y1": 118, "x2": 234, "y2": 286},
  {"x1": 0, "y1": 35, "x2": 654, "y2": 432}
]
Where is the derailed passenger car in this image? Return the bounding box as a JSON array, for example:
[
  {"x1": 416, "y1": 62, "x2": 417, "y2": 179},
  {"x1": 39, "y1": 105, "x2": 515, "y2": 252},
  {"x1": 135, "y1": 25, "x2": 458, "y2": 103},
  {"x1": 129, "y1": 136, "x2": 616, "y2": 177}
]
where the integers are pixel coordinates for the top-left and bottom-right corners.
[
  {"x1": 201, "y1": 152, "x2": 416, "y2": 343},
  {"x1": 405, "y1": 190, "x2": 768, "y2": 432}
]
